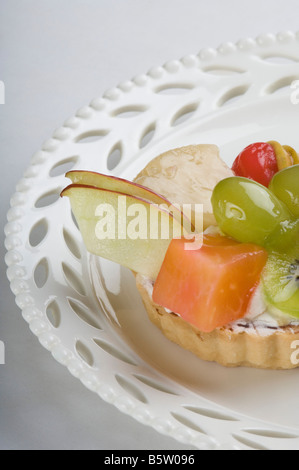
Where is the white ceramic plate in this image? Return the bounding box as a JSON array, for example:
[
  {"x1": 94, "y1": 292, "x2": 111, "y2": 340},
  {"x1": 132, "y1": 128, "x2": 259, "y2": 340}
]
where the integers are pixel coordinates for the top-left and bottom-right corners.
[{"x1": 5, "y1": 32, "x2": 299, "y2": 450}]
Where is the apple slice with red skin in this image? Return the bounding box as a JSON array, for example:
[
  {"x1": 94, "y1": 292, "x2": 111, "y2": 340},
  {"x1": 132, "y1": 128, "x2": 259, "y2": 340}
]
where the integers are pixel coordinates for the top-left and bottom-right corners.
[
  {"x1": 66, "y1": 170, "x2": 169, "y2": 205},
  {"x1": 66, "y1": 170, "x2": 194, "y2": 233},
  {"x1": 61, "y1": 184, "x2": 186, "y2": 280}
]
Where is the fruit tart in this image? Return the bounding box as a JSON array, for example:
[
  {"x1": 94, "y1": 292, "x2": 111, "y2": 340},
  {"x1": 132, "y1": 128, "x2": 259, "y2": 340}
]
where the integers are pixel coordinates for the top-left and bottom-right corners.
[{"x1": 61, "y1": 142, "x2": 299, "y2": 369}]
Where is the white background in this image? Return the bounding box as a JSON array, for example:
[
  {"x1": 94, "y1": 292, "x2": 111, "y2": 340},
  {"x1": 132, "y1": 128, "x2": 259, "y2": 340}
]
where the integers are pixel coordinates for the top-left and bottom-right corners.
[{"x1": 1, "y1": 0, "x2": 299, "y2": 450}]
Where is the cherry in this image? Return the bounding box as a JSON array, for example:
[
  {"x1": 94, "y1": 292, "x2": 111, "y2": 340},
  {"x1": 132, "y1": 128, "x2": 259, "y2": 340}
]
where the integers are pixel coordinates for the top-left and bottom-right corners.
[{"x1": 232, "y1": 142, "x2": 278, "y2": 187}]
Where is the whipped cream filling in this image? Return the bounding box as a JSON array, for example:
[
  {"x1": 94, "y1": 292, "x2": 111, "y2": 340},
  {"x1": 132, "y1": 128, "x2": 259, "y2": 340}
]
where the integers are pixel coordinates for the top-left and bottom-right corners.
[
  {"x1": 137, "y1": 274, "x2": 299, "y2": 338},
  {"x1": 233, "y1": 286, "x2": 299, "y2": 335}
]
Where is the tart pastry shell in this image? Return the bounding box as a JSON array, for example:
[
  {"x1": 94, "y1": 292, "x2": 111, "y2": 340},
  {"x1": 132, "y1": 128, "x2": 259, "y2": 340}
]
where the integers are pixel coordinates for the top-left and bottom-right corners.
[{"x1": 136, "y1": 277, "x2": 299, "y2": 370}]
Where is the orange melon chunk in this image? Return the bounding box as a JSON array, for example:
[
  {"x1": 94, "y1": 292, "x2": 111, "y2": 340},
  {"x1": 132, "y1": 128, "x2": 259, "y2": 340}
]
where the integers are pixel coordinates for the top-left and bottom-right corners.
[{"x1": 152, "y1": 235, "x2": 268, "y2": 332}]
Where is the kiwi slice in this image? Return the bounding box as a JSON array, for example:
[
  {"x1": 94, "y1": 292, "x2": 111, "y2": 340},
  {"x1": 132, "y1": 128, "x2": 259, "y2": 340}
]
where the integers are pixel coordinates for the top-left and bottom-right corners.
[{"x1": 262, "y1": 251, "x2": 299, "y2": 319}]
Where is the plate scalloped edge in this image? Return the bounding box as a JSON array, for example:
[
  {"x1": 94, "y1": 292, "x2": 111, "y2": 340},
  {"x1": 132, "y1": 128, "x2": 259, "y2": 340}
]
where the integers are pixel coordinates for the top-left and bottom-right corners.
[{"x1": 4, "y1": 31, "x2": 299, "y2": 451}]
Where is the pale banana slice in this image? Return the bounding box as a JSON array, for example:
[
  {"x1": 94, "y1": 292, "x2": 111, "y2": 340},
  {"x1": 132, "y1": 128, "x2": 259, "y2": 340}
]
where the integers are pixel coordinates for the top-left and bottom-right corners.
[{"x1": 134, "y1": 144, "x2": 234, "y2": 229}]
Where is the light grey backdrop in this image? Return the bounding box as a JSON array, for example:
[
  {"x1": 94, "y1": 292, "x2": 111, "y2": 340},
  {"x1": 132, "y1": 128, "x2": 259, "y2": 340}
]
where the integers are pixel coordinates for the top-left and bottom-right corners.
[{"x1": 1, "y1": 0, "x2": 299, "y2": 450}]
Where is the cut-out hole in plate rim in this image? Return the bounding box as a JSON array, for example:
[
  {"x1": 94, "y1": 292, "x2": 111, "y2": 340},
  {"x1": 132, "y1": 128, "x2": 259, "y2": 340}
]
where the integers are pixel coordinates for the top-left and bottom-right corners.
[
  {"x1": 183, "y1": 406, "x2": 239, "y2": 422},
  {"x1": 171, "y1": 412, "x2": 207, "y2": 435},
  {"x1": 217, "y1": 84, "x2": 250, "y2": 107},
  {"x1": 107, "y1": 143, "x2": 122, "y2": 171},
  {"x1": 171, "y1": 102, "x2": 199, "y2": 126},
  {"x1": 261, "y1": 54, "x2": 299, "y2": 64},
  {"x1": 231, "y1": 434, "x2": 269, "y2": 451},
  {"x1": 76, "y1": 340, "x2": 94, "y2": 367},
  {"x1": 115, "y1": 374, "x2": 148, "y2": 404},
  {"x1": 202, "y1": 65, "x2": 246, "y2": 75},
  {"x1": 46, "y1": 299, "x2": 61, "y2": 328},
  {"x1": 63, "y1": 228, "x2": 81, "y2": 260},
  {"x1": 133, "y1": 374, "x2": 179, "y2": 396},
  {"x1": 29, "y1": 218, "x2": 48, "y2": 247},
  {"x1": 155, "y1": 83, "x2": 195, "y2": 94},
  {"x1": 93, "y1": 338, "x2": 137, "y2": 366},
  {"x1": 35, "y1": 189, "x2": 61, "y2": 208},
  {"x1": 68, "y1": 298, "x2": 103, "y2": 330},
  {"x1": 75, "y1": 130, "x2": 110, "y2": 143},
  {"x1": 62, "y1": 263, "x2": 86, "y2": 296},
  {"x1": 112, "y1": 105, "x2": 148, "y2": 118},
  {"x1": 49, "y1": 156, "x2": 79, "y2": 177},
  {"x1": 265, "y1": 75, "x2": 299, "y2": 95},
  {"x1": 139, "y1": 123, "x2": 156, "y2": 149},
  {"x1": 34, "y1": 258, "x2": 49, "y2": 289}
]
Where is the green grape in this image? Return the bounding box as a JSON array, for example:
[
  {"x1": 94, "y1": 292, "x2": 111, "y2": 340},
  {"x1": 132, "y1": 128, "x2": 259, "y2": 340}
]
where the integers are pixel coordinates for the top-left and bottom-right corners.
[
  {"x1": 269, "y1": 165, "x2": 299, "y2": 218},
  {"x1": 211, "y1": 177, "x2": 295, "y2": 249}
]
